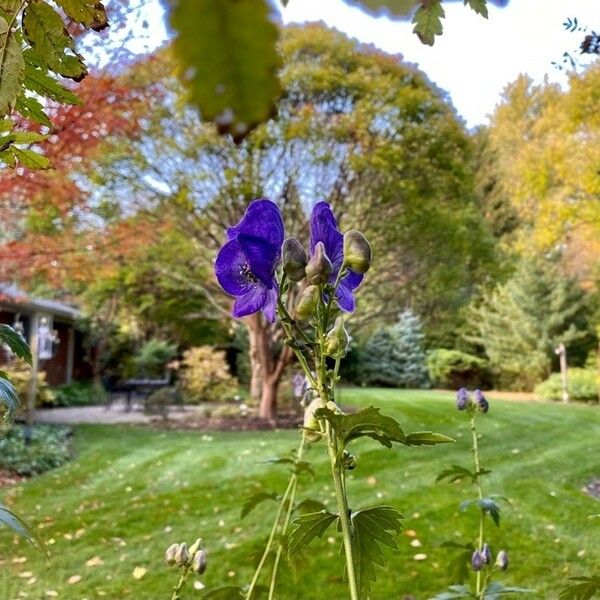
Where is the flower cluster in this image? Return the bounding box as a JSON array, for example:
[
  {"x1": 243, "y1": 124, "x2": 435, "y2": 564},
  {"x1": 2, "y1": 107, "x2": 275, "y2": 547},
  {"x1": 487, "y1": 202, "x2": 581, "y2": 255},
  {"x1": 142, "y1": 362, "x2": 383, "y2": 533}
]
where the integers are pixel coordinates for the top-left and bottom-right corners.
[
  {"x1": 165, "y1": 538, "x2": 207, "y2": 599},
  {"x1": 456, "y1": 387, "x2": 489, "y2": 413},
  {"x1": 471, "y1": 543, "x2": 508, "y2": 572}
]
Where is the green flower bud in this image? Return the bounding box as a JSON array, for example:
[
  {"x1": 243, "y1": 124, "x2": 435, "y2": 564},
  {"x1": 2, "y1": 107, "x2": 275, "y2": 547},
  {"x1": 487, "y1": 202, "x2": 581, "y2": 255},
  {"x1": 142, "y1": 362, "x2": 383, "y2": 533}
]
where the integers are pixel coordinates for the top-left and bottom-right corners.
[
  {"x1": 342, "y1": 451, "x2": 357, "y2": 470},
  {"x1": 282, "y1": 238, "x2": 308, "y2": 282},
  {"x1": 188, "y1": 538, "x2": 202, "y2": 557},
  {"x1": 165, "y1": 543, "x2": 179, "y2": 566},
  {"x1": 295, "y1": 285, "x2": 320, "y2": 320},
  {"x1": 324, "y1": 316, "x2": 349, "y2": 358},
  {"x1": 305, "y1": 242, "x2": 332, "y2": 285},
  {"x1": 343, "y1": 230, "x2": 371, "y2": 274},
  {"x1": 192, "y1": 549, "x2": 207, "y2": 575},
  {"x1": 303, "y1": 398, "x2": 323, "y2": 443},
  {"x1": 175, "y1": 542, "x2": 189, "y2": 567}
]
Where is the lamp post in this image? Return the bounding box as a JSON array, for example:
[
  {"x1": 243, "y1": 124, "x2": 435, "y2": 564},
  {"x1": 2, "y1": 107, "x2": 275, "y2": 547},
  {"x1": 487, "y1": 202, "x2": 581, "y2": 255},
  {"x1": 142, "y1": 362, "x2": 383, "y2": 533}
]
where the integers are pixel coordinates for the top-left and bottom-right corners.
[{"x1": 554, "y1": 343, "x2": 569, "y2": 404}]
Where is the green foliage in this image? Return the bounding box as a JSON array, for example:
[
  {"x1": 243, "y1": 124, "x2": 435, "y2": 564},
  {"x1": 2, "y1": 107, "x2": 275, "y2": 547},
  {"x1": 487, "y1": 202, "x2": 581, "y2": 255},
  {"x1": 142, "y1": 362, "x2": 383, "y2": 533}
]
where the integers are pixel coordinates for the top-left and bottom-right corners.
[
  {"x1": 560, "y1": 576, "x2": 600, "y2": 600},
  {"x1": 1, "y1": 359, "x2": 54, "y2": 408},
  {"x1": 412, "y1": 0, "x2": 444, "y2": 45},
  {"x1": 134, "y1": 338, "x2": 177, "y2": 378},
  {"x1": 51, "y1": 380, "x2": 99, "y2": 407},
  {"x1": 0, "y1": 424, "x2": 71, "y2": 475},
  {"x1": 287, "y1": 510, "x2": 339, "y2": 557},
  {"x1": 0, "y1": 324, "x2": 31, "y2": 364},
  {"x1": 361, "y1": 310, "x2": 429, "y2": 388},
  {"x1": 535, "y1": 369, "x2": 599, "y2": 402},
  {"x1": 180, "y1": 346, "x2": 238, "y2": 403},
  {"x1": 169, "y1": 0, "x2": 281, "y2": 141},
  {"x1": 350, "y1": 506, "x2": 404, "y2": 596},
  {"x1": 143, "y1": 387, "x2": 178, "y2": 418},
  {"x1": 436, "y1": 464, "x2": 492, "y2": 484},
  {"x1": 467, "y1": 259, "x2": 592, "y2": 390},
  {"x1": 427, "y1": 349, "x2": 492, "y2": 389}
]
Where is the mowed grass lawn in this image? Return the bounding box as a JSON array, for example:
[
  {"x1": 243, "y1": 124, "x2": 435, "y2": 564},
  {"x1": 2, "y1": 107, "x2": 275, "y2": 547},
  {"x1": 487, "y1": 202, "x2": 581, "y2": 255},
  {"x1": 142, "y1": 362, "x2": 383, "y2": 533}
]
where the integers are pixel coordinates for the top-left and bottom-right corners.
[{"x1": 1, "y1": 389, "x2": 599, "y2": 600}]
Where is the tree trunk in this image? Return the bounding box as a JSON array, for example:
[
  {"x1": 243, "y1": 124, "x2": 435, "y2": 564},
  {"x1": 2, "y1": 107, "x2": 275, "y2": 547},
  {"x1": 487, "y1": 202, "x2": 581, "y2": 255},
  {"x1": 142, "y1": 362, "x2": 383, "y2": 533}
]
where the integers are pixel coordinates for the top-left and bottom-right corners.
[{"x1": 259, "y1": 376, "x2": 279, "y2": 420}]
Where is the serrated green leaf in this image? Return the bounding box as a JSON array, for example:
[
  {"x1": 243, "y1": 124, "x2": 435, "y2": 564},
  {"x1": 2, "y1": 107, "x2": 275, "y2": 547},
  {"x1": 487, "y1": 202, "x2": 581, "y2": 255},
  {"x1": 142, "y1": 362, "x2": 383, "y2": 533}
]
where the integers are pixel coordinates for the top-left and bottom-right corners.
[
  {"x1": 350, "y1": 506, "x2": 404, "y2": 596},
  {"x1": 15, "y1": 93, "x2": 52, "y2": 126},
  {"x1": 436, "y1": 465, "x2": 491, "y2": 484},
  {"x1": 240, "y1": 490, "x2": 278, "y2": 519},
  {"x1": 294, "y1": 498, "x2": 327, "y2": 515},
  {"x1": 0, "y1": 147, "x2": 15, "y2": 165},
  {"x1": 432, "y1": 585, "x2": 475, "y2": 599},
  {"x1": 12, "y1": 145, "x2": 50, "y2": 169},
  {"x1": 22, "y1": 2, "x2": 87, "y2": 81},
  {"x1": 0, "y1": 16, "x2": 25, "y2": 116},
  {"x1": 287, "y1": 510, "x2": 338, "y2": 557},
  {"x1": 406, "y1": 431, "x2": 454, "y2": 446},
  {"x1": 23, "y1": 52, "x2": 80, "y2": 104},
  {"x1": 55, "y1": 0, "x2": 108, "y2": 30},
  {"x1": 464, "y1": 0, "x2": 488, "y2": 18},
  {"x1": 0, "y1": 502, "x2": 48, "y2": 554},
  {"x1": 264, "y1": 456, "x2": 315, "y2": 477},
  {"x1": 412, "y1": 0, "x2": 445, "y2": 46},
  {"x1": 315, "y1": 405, "x2": 406, "y2": 449},
  {"x1": 460, "y1": 497, "x2": 502, "y2": 527},
  {"x1": 170, "y1": 0, "x2": 281, "y2": 141},
  {"x1": 484, "y1": 581, "x2": 532, "y2": 598},
  {"x1": 0, "y1": 324, "x2": 31, "y2": 363},
  {"x1": 559, "y1": 576, "x2": 600, "y2": 600}
]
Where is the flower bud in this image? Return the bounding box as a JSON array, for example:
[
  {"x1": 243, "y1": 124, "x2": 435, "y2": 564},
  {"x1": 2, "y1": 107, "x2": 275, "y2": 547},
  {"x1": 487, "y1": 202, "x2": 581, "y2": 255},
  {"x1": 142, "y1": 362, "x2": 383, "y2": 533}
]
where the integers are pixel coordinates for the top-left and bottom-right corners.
[
  {"x1": 496, "y1": 549, "x2": 508, "y2": 571},
  {"x1": 324, "y1": 317, "x2": 349, "y2": 358},
  {"x1": 305, "y1": 242, "x2": 332, "y2": 285},
  {"x1": 165, "y1": 543, "x2": 179, "y2": 566},
  {"x1": 456, "y1": 388, "x2": 469, "y2": 411},
  {"x1": 192, "y1": 549, "x2": 207, "y2": 575},
  {"x1": 343, "y1": 230, "x2": 371, "y2": 274},
  {"x1": 471, "y1": 549, "x2": 484, "y2": 571},
  {"x1": 342, "y1": 451, "x2": 357, "y2": 470},
  {"x1": 188, "y1": 538, "x2": 202, "y2": 557},
  {"x1": 295, "y1": 285, "x2": 320, "y2": 320},
  {"x1": 282, "y1": 238, "x2": 308, "y2": 282},
  {"x1": 474, "y1": 389, "x2": 489, "y2": 414},
  {"x1": 303, "y1": 398, "x2": 323, "y2": 443},
  {"x1": 482, "y1": 543, "x2": 492, "y2": 565},
  {"x1": 175, "y1": 542, "x2": 189, "y2": 567}
]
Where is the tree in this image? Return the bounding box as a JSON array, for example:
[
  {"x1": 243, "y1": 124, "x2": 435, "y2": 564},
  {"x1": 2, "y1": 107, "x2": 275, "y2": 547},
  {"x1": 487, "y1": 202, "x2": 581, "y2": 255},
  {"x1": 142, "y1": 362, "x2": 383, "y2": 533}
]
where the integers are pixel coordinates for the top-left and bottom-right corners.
[
  {"x1": 467, "y1": 259, "x2": 592, "y2": 390},
  {"x1": 361, "y1": 309, "x2": 429, "y2": 388}
]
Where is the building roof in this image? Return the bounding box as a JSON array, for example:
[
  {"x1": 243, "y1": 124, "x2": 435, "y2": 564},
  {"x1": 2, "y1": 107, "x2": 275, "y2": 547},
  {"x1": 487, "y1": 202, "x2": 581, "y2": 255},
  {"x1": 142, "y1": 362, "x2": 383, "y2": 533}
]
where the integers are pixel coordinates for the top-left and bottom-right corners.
[{"x1": 0, "y1": 283, "x2": 80, "y2": 321}]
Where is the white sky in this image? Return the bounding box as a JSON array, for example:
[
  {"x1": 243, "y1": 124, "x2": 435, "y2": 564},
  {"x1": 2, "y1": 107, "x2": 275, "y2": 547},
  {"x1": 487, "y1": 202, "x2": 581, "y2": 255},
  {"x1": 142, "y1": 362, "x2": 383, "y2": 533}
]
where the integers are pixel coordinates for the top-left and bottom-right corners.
[{"x1": 118, "y1": 0, "x2": 600, "y2": 129}]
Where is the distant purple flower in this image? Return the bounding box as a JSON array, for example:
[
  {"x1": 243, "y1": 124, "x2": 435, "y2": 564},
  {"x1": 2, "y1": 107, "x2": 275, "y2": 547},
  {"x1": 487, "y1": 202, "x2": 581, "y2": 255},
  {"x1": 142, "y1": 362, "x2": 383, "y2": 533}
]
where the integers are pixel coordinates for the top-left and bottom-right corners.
[
  {"x1": 474, "y1": 389, "x2": 489, "y2": 413},
  {"x1": 309, "y1": 202, "x2": 363, "y2": 312},
  {"x1": 292, "y1": 373, "x2": 308, "y2": 399},
  {"x1": 482, "y1": 543, "x2": 492, "y2": 564},
  {"x1": 215, "y1": 199, "x2": 284, "y2": 322},
  {"x1": 471, "y1": 549, "x2": 484, "y2": 571},
  {"x1": 456, "y1": 387, "x2": 469, "y2": 411}
]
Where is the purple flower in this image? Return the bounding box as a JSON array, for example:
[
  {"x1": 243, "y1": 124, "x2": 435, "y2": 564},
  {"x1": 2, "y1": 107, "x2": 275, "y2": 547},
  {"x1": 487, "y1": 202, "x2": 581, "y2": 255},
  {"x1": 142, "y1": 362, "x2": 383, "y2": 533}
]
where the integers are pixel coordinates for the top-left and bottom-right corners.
[
  {"x1": 215, "y1": 199, "x2": 284, "y2": 322},
  {"x1": 471, "y1": 549, "x2": 484, "y2": 571},
  {"x1": 474, "y1": 389, "x2": 489, "y2": 413},
  {"x1": 482, "y1": 543, "x2": 492, "y2": 564},
  {"x1": 456, "y1": 387, "x2": 469, "y2": 411},
  {"x1": 309, "y1": 202, "x2": 363, "y2": 312}
]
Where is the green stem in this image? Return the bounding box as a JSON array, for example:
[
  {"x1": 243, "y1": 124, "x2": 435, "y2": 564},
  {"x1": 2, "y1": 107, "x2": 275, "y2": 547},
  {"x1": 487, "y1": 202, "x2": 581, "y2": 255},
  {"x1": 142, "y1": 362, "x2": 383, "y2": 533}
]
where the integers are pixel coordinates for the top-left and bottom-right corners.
[
  {"x1": 471, "y1": 415, "x2": 485, "y2": 600},
  {"x1": 172, "y1": 566, "x2": 190, "y2": 600}
]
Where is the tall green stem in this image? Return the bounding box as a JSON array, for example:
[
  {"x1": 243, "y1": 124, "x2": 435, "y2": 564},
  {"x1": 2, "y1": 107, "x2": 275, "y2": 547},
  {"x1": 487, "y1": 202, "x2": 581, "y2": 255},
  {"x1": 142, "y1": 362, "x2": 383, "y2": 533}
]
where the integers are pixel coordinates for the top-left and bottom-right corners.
[
  {"x1": 172, "y1": 567, "x2": 190, "y2": 600},
  {"x1": 471, "y1": 415, "x2": 485, "y2": 600}
]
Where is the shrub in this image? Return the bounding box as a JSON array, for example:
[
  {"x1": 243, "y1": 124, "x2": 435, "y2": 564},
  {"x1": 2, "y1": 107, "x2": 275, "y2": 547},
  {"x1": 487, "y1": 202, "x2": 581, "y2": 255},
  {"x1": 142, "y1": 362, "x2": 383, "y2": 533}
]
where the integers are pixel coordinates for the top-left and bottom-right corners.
[
  {"x1": 1, "y1": 360, "x2": 54, "y2": 408},
  {"x1": 534, "y1": 368, "x2": 599, "y2": 402},
  {"x1": 427, "y1": 349, "x2": 492, "y2": 389},
  {"x1": 134, "y1": 339, "x2": 177, "y2": 377},
  {"x1": 0, "y1": 425, "x2": 71, "y2": 475},
  {"x1": 180, "y1": 346, "x2": 238, "y2": 403},
  {"x1": 52, "y1": 380, "x2": 100, "y2": 407},
  {"x1": 360, "y1": 310, "x2": 429, "y2": 388},
  {"x1": 144, "y1": 387, "x2": 180, "y2": 418}
]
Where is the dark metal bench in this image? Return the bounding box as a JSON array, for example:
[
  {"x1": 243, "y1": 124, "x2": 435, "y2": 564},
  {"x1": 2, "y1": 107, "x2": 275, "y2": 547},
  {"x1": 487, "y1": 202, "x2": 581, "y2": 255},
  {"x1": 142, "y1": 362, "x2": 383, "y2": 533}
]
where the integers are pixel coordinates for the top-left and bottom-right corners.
[{"x1": 103, "y1": 375, "x2": 171, "y2": 412}]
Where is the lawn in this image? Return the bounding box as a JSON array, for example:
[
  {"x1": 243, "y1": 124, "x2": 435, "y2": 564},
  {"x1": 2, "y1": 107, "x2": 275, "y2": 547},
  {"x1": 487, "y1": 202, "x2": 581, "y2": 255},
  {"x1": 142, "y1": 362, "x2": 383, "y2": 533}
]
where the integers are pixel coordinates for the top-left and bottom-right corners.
[{"x1": 0, "y1": 389, "x2": 599, "y2": 599}]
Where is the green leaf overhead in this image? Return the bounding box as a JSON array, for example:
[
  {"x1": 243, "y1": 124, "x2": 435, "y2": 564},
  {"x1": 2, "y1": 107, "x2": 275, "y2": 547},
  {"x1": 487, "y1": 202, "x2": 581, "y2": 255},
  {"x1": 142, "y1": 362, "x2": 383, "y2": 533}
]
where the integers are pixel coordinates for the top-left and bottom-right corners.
[
  {"x1": 0, "y1": 376, "x2": 19, "y2": 418},
  {"x1": 0, "y1": 324, "x2": 32, "y2": 364},
  {"x1": 55, "y1": 0, "x2": 108, "y2": 30},
  {"x1": 22, "y1": 1, "x2": 87, "y2": 81},
  {"x1": 287, "y1": 510, "x2": 338, "y2": 557},
  {"x1": 464, "y1": 0, "x2": 488, "y2": 18},
  {"x1": 23, "y1": 50, "x2": 81, "y2": 104},
  {"x1": 0, "y1": 502, "x2": 48, "y2": 554},
  {"x1": 405, "y1": 431, "x2": 454, "y2": 446},
  {"x1": 412, "y1": 0, "x2": 444, "y2": 45},
  {"x1": 350, "y1": 506, "x2": 404, "y2": 596},
  {"x1": 169, "y1": 0, "x2": 281, "y2": 141},
  {"x1": 0, "y1": 15, "x2": 25, "y2": 116},
  {"x1": 343, "y1": 0, "x2": 419, "y2": 17},
  {"x1": 12, "y1": 145, "x2": 51, "y2": 168}
]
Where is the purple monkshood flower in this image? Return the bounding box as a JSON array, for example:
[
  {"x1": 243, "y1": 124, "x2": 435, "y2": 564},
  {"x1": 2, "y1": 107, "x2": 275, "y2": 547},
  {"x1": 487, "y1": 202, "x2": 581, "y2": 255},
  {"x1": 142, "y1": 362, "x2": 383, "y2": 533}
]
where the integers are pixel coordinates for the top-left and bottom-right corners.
[
  {"x1": 215, "y1": 199, "x2": 284, "y2": 322},
  {"x1": 456, "y1": 387, "x2": 469, "y2": 411},
  {"x1": 471, "y1": 549, "x2": 485, "y2": 571},
  {"x1": 474, "y1": 389, "x2": 489, "y2": 413},
  {"x1": 309, "y1": 201, "x2": 363, "y2": 312},
  {"x1": 482, "y1": 543, "x2": 492, "y2": 565}
]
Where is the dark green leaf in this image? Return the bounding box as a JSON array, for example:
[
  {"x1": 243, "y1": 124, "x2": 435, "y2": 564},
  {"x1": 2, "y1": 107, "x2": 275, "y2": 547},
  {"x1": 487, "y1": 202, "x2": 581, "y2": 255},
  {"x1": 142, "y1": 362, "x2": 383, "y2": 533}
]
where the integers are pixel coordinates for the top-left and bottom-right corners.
[
  {"x1": 55, "y1": 0, "x2": 108, "y2": 30},
  {"x1": 264, "y1": 456, "x2": 314, "y2": 477},
  {"x1": 406, "y1": 431, "x2": 454, "y2": 446},
  {"x1": 315, "y1": 405, "x2": 406, "y2": 449},
  {"x1": 240, "y1": 491, "x2": 278, "y2": 519},
  {"x1": 0, "y1": 16, "x2": 25, "y2": 116},
  {"x1": 460, "y1": 497, "x2": 501, "y2": 527},
  {"x1": 170, "y1": 0, "x2": 281, "y2": 141},
  {"x1": 484, "y1": 581, "x2": 533, "y2": 598},
  {"x1": 464, "y1": 0, "x2": 488, "y2": 18},
  {"x1": 350, "y1": 506, "x2": 404, "y2": 596},
  {"x1": 432, "y1": 585, "x2": 475, "y2": 599},
  {"x1": 287, "y1": 510, "x2": 338, "y2": 557},
  {"x1": 0, "y1": 324, "x2": 31, "y2": 363},
  {"x1": 436, "y1": 465, "x2": 491, "y2": 484},
  {"x1": 0, "y1": 376, "x2": 18, "y2": 418},
  {"x1": 23, "y1": 53, "x2": 80, "y2": 104},
  {"x1": 559, "y1": 576, "x2": 600, "y2": 600},
  {"x1": 22, "y1": 2, "x2": 87, "y2": 80},
  {"x1": 12, "y1": 146, "x2": 50, "y2": 169},
  {"x1": 294, "y1": 498, "x2": 327, "y2": 515},
  {"x1": 14, "y1": 94, "x2": 52, "y2": 126},
  {"x1": 0, "y1": 502, "x2": 48, "y2": 554},
  {"x1": 412, "y1": 0, "x2": 445, "y2": 46}
]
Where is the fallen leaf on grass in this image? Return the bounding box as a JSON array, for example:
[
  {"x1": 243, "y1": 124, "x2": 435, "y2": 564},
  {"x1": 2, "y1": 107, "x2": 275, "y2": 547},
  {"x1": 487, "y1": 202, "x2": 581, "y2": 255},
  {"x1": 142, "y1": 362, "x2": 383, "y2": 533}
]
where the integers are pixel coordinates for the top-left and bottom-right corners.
[{"x1": 132, "y1": 567, "x2": 147, "y2": 580}]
